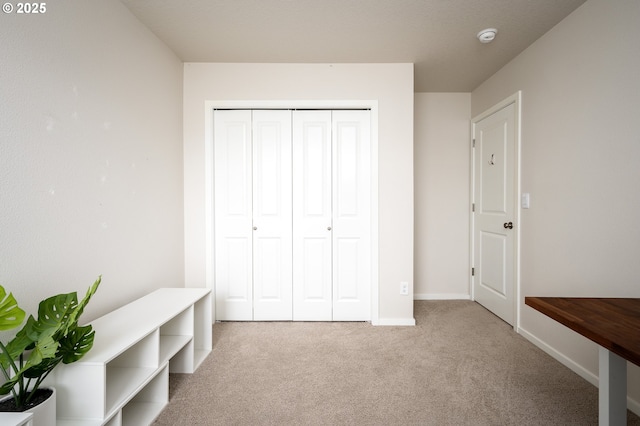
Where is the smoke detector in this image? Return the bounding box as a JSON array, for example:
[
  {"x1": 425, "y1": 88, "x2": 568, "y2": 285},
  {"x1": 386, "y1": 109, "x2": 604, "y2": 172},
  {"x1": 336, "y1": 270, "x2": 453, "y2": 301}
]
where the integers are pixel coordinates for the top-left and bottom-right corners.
[{"x1": 477, "y1": 28, "x2": 498, "y2": 43}]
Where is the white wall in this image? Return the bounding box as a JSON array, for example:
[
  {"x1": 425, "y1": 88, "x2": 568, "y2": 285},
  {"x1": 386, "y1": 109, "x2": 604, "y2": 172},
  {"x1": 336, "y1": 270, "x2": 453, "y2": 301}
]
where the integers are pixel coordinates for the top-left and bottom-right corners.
[
  {"x1": 414, "y1": 93, "x2": 471, "y2": 300},
  {"x1": 183, "y1": 63, "x2": 415, "y2": 324},
  {"x1": 472, "y1": 0, "x2": 640, "y2": 406},
  {"x1": 0, "y1": 0, "x2": 184, "y2": 322}
]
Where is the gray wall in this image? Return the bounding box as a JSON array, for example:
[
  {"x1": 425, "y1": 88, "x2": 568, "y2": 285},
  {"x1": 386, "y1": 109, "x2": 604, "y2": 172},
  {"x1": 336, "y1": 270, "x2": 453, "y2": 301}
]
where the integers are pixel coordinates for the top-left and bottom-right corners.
[
  {"x1": 472, "y1": 0, "x2": 640, "y2": 406},
  {"x1": 414, "y1": 93, "x2": 471, "y2": 300},
  {"x1": 0, "y1": 0, "x2": 184, "y2": 322}
]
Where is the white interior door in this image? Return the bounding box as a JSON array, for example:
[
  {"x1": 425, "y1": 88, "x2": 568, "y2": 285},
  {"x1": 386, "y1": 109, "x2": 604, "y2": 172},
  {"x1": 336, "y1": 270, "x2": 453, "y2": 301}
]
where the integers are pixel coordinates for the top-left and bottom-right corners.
[
  {"x1": 214, "y1": 110, "x2": 253, "y2": 320},
  {"x1": 332, "y1": 110, "x2": 371, "y2": 321},
  {"x1": 472, "y1": 101, "x2": 518, "y2": 325},
  {"x1": 292, "y1": 110, "x2": 333, "y2": 321},
  {"x1": 252, "y1": 110, "x2": 293, "y2": 320}
]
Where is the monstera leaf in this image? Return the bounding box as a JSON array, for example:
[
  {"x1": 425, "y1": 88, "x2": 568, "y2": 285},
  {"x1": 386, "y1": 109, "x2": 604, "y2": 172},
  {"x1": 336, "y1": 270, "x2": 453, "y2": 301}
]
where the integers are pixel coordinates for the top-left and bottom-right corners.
[
  {"x1": 0, "y1": 374, "x2": 19, "y2": 395},
  {"x1": 58, "y1": 324, "x2": 95, "y2": 364},
  {"x1": 23, "y1": 355, "x2": 62, "y2": 380},
  {"x1": 0, "y1": 286, "x2": 25, "y2": 331},
  {"x1": 0, "y1": 287, "x2": 27, "y2": 376},
  {"x1": 36, "y1": 292, "x2": 78, "y2": 342},
  {"x1": 1, "y1": 316, "x2": 47, "y2": 371},
  {"x1": 64, "y1": 278, "x2": 100, "y2": 336},
  {"x1": 0, "y1": 276, "x2": 101, "y2": 409}
]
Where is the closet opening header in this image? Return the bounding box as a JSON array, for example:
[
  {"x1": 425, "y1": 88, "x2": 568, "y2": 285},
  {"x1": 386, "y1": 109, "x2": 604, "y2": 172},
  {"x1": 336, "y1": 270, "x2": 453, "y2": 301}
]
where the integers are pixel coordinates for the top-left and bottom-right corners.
[{"x1": 213, "y1": 108, "x2": 371, "y2": 111}]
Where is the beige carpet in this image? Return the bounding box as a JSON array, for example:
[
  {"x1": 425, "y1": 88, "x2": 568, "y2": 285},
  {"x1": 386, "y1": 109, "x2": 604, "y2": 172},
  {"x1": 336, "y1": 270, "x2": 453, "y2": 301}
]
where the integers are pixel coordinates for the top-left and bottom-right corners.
[{"x1": 153, "y1": 301, "x2": 640, "y2": 425}]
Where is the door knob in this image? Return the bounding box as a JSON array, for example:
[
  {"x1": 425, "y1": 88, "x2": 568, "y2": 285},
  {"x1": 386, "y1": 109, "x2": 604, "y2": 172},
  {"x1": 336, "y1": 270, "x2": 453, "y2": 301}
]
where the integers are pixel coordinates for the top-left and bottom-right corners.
[
  {"x1": 327, "y1": 226, "x2": 332, "y2": 231},
  {"x1": 253, "y1": 226, "x2": 257, "y2": 230},
  {"x1": 503, "y1": 222, "x2": 513, "y2": 229}
]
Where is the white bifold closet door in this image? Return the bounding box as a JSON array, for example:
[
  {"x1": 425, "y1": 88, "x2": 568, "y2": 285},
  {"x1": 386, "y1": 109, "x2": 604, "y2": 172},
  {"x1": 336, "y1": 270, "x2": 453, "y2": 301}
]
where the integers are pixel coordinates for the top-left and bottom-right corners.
[
  {"x1": 292, "y1": 110, "x2": 371, "y2": 321},
  {"x1": 214, "y1": 109, "x2": 370, "y2": 321},
  {"x1": 214, "y1": 110, "x2": 252, "y2": 321},
  {"x1": 292, "y1": 111, "x2": 332, "y2": 320},
  {"x1": 214, "y1": 110, "x2": 292, "y2": 321},
  {"x1": 331, "y1": 110, "x2": 371, "y2": 321}
]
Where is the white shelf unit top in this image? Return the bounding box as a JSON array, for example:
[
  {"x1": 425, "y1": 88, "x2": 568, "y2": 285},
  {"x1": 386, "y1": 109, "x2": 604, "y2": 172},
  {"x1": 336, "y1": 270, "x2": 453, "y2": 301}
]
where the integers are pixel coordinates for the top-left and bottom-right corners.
[
  {"x1": 82, "y1": 288, "x2": 210, "y2": 364},
  {"x1": 0, "y1": 412, "x2": 33, "y2": 426}
]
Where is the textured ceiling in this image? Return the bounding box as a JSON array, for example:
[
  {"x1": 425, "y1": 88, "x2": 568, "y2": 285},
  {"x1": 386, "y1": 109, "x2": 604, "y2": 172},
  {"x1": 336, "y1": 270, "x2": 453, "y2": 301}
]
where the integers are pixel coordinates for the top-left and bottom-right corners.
[{"x1": 120, "y1": 0, "x2": 586, "y2": 92}]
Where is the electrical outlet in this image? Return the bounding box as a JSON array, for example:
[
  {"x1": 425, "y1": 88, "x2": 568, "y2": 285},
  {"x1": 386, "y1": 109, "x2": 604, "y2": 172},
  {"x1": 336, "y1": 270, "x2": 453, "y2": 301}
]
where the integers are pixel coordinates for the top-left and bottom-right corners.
[{"x1": 400, "y1": 281, "x2": 409, "y2": 295}]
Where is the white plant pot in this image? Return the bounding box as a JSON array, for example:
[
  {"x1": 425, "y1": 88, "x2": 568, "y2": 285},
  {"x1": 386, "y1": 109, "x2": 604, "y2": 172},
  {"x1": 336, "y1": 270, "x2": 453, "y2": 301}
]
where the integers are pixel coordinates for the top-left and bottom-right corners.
[
  {"x1": 0, "y1": 387, "x2": 56, "y2": 426},
  {"x1": 26, "y1": 387, "x2": 56, "y2": 426}
]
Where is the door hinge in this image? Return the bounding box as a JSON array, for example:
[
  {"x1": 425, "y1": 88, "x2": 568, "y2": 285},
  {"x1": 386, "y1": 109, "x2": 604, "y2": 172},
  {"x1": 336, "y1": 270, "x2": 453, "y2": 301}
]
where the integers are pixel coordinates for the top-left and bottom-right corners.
[
  {"x1": 472, "y1": 138, "x2": 476, "y2": 148},
  {"x1": 472, "y1": 203, "x2": 475, "y2": 212},
  {"x1": 471, "y1": 267, "x2": 475, "y2": 276}
]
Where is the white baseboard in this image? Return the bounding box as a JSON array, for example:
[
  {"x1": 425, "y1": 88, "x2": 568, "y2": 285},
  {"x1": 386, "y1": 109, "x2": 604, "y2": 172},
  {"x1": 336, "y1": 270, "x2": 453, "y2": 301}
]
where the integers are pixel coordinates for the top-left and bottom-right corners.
[
  {"x1": 518, "y1": 327, "x2": 640, "y2": 417},
  {"x1": 374, "y1": 317, "x2": 416, "y2": 326},
  {"x1": 518, "y1": 327, "x2": 598, "y2": 386},
  {"x1": 413, "y1": 293, "x2": 471, "y2": 300},
  {"x1": 631, "y1": 395, "x2": 640, "y2": 419}
]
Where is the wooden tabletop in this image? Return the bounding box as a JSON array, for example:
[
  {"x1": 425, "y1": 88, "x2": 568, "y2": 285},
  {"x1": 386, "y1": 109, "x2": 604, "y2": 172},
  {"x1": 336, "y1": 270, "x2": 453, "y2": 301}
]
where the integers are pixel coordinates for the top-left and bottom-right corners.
[{"x1": 525, "y1": 297, "x2": 640, "y2": 367}]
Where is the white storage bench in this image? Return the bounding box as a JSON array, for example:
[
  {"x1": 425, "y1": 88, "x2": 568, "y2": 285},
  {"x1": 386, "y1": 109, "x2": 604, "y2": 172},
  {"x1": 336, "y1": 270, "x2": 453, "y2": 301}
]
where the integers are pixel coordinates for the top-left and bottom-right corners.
[{"x1": 52, "y1": 288, "x2": 212, "y2": 426}]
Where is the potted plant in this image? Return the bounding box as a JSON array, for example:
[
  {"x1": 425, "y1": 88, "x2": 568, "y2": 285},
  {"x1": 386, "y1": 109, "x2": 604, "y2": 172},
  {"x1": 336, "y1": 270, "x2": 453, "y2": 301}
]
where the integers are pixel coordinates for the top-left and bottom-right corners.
[{"x1": 0, "y1": 276, "x2": 101, "y2": 424}]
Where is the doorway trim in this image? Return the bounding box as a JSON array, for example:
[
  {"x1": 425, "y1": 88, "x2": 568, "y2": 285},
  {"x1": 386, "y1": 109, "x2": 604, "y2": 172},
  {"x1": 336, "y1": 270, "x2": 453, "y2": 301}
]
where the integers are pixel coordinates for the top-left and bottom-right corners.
[
  {"x1": 470, "y1": 91, "x2": 522, "y2": 330},
  {"x1": 204, "y1": 100, "x2": 380, "y2": 324}
]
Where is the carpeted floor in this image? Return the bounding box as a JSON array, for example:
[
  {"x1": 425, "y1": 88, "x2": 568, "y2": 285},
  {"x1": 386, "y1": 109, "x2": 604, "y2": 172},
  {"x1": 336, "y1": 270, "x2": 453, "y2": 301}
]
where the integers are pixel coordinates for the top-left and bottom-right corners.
[{"x1": 153, "y1": 300, "x2": 640, "y2": 425}]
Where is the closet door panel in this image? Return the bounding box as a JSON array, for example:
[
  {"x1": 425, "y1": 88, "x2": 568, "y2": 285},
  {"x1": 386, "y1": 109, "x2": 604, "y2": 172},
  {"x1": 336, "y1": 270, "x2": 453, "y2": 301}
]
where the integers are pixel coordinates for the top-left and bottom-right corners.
[
  {"x1": 252, "y1": 110, "x2": 293, "y2": 320},
  {"x1": 293, "y1": 111, "x2": 333, "y2": 321},
  {"x1": 214, "y1": 110, "x2": 253, "y2": 320},
  {"x1": 332, "y1": 110, "x2": 371, "y2": 321}
]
